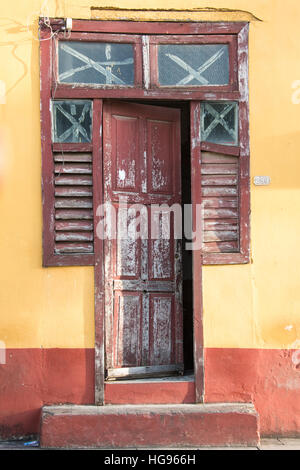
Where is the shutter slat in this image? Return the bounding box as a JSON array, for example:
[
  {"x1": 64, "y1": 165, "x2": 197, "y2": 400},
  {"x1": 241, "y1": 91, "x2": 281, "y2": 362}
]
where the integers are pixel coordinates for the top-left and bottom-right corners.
[
  {"x1": 202, "y1": 197, "x2": 238, "y2": 208},
  {"x1": 54, "y1": 242, "x2": 94, "y2": 254},
  {"x1": 203, "y1": 231, "x2": 238, "y2": 242},
  {"x1": 55, "y1": 220, "x2": 93, "y2": 231},
  {"x1": 55, "y1": 209, "x2": 94, "y2": 220},
  {"x1": 55, "y1": 197, "x2": 93, "y2": 209},
  {"x1": 201, "y1": 151, "x2": 239, "y2": 254},
  {"x1": 203, "y1": 241, "x2": 239, "y2": 253},
  {"x1": 55, "y1": 186, "x2": 93, "y2": 197},
  {"x1": 201, "y1": 164, "x2": 237, "y2": 175},
  {"x1": 53, "y1": 152, "x2": 94, "y2": 257},
  {"x1": 201, "y1": 153, "x2": 238, "y2": 164},
  {"x1": 55, "y1": 175, "x2": 93, "y2": 185},
  {"x1": 204, "y1": 208, "x2": 238, "y2": 219},
  {"x1": 54, "y1": 152, "x2": 92, "y2": 162},
  {"x1": 55, "y1": 231, "x2": 94, "y2": 242},
  {"x1": 204, "y1": 219, "x2": 238, "y2": 231},
  {"x1": 202, "y1": 175, "x2": 238, "y2": 186},
  {"x1": 54, "y1": 163, "x2": 92, "y2": 174},
  {"x1": 202, "y1": 187, "x2": 238, "y2": 197}
]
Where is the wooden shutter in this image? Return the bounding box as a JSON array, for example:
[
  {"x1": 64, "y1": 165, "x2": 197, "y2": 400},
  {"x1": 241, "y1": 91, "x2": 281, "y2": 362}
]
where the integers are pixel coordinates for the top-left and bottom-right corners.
[
  {"x1": 201, "y1": 151, "x2": 239, "y2": 254},
  {"x1": 42, "y1": 143, "x2": 98, "y2": 266},
  {"x1": 53, "y1": 151, "x2": 94, "y2": 256},
  {"x1": 40, "y1": 32, "x2": 102, "y2": 266}
]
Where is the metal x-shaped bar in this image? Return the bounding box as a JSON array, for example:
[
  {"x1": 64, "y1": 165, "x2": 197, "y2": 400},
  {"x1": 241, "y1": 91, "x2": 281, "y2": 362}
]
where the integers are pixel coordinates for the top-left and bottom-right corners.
[
  {"x1": 59, "y1": 44, "x2": 133, "y2": 85},
  {"x1": 56, "y1": 103, "x2": 90, "y2": 142},
  {"x1": 165, "y1": 47, "x2": 225, "y2": 86},
  {"x1": 202, "y1": 103, "x2": 236, "y2": 141}
]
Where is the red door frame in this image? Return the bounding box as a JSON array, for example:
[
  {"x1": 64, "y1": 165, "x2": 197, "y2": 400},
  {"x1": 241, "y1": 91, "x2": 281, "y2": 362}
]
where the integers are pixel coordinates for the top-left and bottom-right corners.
[{"x1": 40, "y1": 19, "x2": 249, "y2": 405}]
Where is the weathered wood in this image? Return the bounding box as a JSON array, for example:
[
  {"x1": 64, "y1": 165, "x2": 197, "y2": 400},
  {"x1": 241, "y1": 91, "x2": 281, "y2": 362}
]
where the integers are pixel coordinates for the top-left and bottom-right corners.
[
  {"x1": 59, "y1": 19, "x2": 247, "y2": 35},
  {"x1": 202, "y1": 197, "x2": 238, "y2": 208},
  {"x1": 202, "y1": 186, "x2": 238, "y2": 197},
  {"x1": 204, "y1": 208, "x2": 238, "y2": 219},
  {"x1": 55, "y1": 209, "x2": 93, "y2": 220},
  {"x1": 55, "y1": 220, "x2": 93, "y2": 231},
  {"x1": 52, "y1": 143, "x2": 93, "y2": 153},
  {"x1": 113, "y1": 280, "x2": 174, "y2": 292},
  {"x1": 55, "y1": 175, "x2": 93, "y2": 186},
  {"x1": 203, "y1": 252, "x2": 247, "y2": 265},
  {"x1": 237, "y1": 23, "x2": 250, "y2": 264},
  {"x1": 201, "y1": 175, "x2": 238, "y2": 186},
  {"x1": 203, "y1": 219, "x2": 238, "y2": 231},
  {"x1": 103, "y1": 101, "x2": 183, "y2": 379},
  {"x1": 203, "y1": 241, "x2": 239, "y2": 253},
  {"x1": 54, "y1": 153, "x2": 92, "y2": 162},
  {"x1": 53, "y1": 86, "x2": 241, "y2": 101},
  {"x1": 93, "y1": 99, "x2": 105, "y2": 405},
  {"x1": 55, "y1": 197, "x2": 93, "y2": 209},
  {"x1": 55, "y1": 231, "x2": 94, "y2": 242},
  {"x1": 201, "y1": 164, "x2": 237, "y2": 175},
  {"x1": 203, "y1": 231, "x2": 238, "y2": 242},
  {"x1": 54, "y1": 163, "x2": 92, "y2": 174},
  {"x1": 200, "y1": 142, "x2": 240, "y2": 156},
  {"x1": 55, "y1": 186, "x2": 93, "y2": 197},
  {"x1": 106, "y1": 364, "x2": 184, "y2": 380},
  {"x1": 54, "y1": 242, "x2": 94, "y2": 253},
  {"x1": 190, "y1": 101, "x2": 204, "y2": 403},
  {"x1": 201, "y1": 152, "x2": 238, "y2": 164},
  {"x1": 40, "y1": 26, "x2": 55, "y2": 267}
]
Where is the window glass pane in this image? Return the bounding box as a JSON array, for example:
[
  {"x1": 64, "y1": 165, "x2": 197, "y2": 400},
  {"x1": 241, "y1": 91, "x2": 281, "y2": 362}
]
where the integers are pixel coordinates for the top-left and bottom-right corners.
[
  {"x1": 58, "y1": 41, "x2": 134, "y2": 86},
  {"x1": 201, "y1": 102, "x2": 238, "y2": 146},
  {"x1": 158, "y1": 44, "x2": 229, "y2": 86},
  {"x1": 52, "y1": 100, "x2": 92, "y2": 143}
]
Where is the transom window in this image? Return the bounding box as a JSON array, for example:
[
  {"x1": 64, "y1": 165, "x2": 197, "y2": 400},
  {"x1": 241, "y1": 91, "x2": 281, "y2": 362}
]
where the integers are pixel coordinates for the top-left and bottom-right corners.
[{"x1": 52, "y1": 31, "x2": 237, "y2": 92}]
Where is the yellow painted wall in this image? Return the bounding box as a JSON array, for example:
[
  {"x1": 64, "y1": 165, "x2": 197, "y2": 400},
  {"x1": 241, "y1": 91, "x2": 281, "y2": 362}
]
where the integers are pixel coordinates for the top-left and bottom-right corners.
[{"x1": 0, "y1": 0, "x2": 299, "y2": 350}]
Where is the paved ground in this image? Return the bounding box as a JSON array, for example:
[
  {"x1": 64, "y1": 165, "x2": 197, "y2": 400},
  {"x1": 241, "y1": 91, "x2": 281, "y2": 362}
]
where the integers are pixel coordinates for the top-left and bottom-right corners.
[{"x1": 0, "y1": 438, "x2": 299, "y2": 450}]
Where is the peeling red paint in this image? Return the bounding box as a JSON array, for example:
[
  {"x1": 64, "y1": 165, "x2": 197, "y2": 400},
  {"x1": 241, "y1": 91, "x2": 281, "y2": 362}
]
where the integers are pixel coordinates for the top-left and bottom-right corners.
[{"x1": 0, "y1": 348, "x2": 299, "y2": 439}]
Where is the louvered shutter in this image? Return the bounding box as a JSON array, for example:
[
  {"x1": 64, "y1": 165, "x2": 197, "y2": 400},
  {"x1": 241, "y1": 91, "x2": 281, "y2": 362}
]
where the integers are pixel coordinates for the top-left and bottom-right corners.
[
  {"x1": 201, "y1": 151, "x2": 239, "y2": 254},
  {"x1": 190, "y1": 99, "x2": 250, "y2": 265},
  {"x1": 53, "y1": 151, "x2": 94, "y2": 256},
  {"x1": 42, "y1": 143, "x2": 96, "y2": 267}
]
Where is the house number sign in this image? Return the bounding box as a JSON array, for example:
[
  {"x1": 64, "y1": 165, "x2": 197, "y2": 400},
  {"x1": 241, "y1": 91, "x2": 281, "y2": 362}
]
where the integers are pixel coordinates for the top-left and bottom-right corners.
[{"x1": 253, "y1": 176, "x2": 271, "y2": 186}]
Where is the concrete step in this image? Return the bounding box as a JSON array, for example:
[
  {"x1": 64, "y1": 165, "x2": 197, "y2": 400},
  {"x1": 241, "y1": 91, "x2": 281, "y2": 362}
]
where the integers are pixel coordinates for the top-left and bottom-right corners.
[{"x1": 40, "y1": 403, "x2": 260, "y2": 449}]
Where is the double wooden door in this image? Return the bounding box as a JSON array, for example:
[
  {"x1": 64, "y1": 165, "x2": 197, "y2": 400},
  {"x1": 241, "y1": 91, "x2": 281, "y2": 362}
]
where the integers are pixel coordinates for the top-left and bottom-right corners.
[{"x1": 103, "y1": 101, "x2": 183, "y2": 379}]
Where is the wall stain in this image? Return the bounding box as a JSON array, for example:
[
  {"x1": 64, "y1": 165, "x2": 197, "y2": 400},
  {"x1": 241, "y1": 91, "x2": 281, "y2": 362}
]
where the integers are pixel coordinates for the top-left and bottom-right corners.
[
  {"x1": 90, "y1": 6, "x2": 263, "y2": 22},
  {"x1": 0, "y1": 19, "x2": 31, "y2": 95}
]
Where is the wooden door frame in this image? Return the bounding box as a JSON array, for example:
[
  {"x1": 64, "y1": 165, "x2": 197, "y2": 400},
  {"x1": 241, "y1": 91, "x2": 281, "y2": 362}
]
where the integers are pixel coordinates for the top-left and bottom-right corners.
[
  {"x1": 39, "y1": 19, "x2": 249, "y2": 405},
  {"x1": 95, "y1": 98, "x2": 204, "y2": 404}
]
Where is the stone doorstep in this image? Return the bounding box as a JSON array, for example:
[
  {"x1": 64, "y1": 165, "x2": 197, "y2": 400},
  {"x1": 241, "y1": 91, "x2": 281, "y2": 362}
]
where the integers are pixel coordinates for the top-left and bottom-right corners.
[{"x1": 40, "y1": 403, "x2": 260, "y2": 449}]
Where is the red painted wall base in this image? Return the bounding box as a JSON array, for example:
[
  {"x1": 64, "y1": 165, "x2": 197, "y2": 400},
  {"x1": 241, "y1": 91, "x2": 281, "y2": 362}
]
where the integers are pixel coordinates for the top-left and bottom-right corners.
[
  {"x1": 205, "y1": 348, "x2": 300, "y2": 437},
  {"x1": 0, "y1": 347, "x2": 299, "y2": 439}
]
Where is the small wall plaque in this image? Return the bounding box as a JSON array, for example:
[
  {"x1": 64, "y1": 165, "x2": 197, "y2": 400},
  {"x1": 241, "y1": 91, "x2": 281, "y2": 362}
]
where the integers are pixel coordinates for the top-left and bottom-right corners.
[{"x1": 253, "y1": 176, "x2": 271, "y2": 186}]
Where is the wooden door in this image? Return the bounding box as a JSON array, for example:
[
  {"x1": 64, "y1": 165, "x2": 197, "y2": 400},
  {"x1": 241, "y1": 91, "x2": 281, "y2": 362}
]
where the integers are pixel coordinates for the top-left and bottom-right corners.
[{"x1": 103, "y1": 101, "x2": 183, "y2": 379}]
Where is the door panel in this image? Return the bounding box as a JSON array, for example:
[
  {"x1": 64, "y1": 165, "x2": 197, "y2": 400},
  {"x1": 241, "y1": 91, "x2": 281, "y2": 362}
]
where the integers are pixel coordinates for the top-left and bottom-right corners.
[
  {"x1": 103, "y1": 100, "x2": 183, "y2": 379},
  {"x1": 113, "y1": 115, "x2": 140, "y2": 192},
  {"x1": 149, "y1": 292, "x2": 175, "y2": 365},
  {"x1": 148, "y1": 120, "x2": 173, "y2": 194},
  {"x1": 113, "y1": 291, "x2": 143, "y2": 368}
]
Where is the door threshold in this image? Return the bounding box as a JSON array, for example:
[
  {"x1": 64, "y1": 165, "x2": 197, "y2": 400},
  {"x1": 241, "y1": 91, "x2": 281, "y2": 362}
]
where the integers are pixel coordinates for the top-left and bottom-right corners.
[{"x1": 105, "y1": 370, "x2": 194, "y2": 384}]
